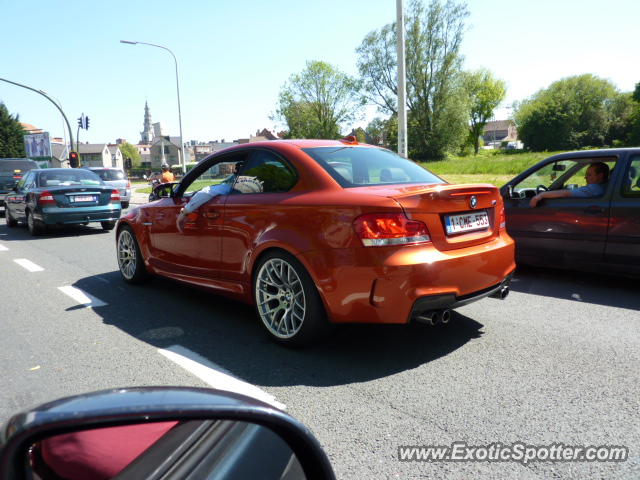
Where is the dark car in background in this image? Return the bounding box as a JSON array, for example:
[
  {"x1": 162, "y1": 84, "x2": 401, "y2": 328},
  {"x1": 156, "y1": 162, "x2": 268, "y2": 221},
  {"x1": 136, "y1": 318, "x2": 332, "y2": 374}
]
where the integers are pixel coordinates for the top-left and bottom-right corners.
[
  {"x1": 5, "y1": 168, "x2": 122, "y2": 235},
  {"x1": 82, "y1": 167, "x2": 131, "y2": 208},
  {"x1": 501, "y1": 148, "x2": 640, "y2": 277},
  {"x1": 0, "y1": 158, "x2": 39, "y2": 211}
]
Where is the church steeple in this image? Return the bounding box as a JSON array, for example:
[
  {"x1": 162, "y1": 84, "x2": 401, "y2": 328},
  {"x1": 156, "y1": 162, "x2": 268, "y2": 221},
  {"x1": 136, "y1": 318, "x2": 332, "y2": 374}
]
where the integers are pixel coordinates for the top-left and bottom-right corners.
[{"x1": 140, "y1": 101, "x2": 154, "y2": 144}]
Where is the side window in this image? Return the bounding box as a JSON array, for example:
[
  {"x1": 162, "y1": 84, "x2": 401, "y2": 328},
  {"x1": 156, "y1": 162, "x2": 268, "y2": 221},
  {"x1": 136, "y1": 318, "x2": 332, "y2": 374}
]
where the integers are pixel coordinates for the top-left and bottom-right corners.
[
  {"x1": 21, "y1": 172, "x2": 35, "y2": 190},
  {"x1": 234, "y1": 150, "x2": 297, "y2": 194},
  {"x1": 513, "y1": 158, "x2": 615, "y2": 198},
  {"x1": 183, "y1": 156, "x2": 244, "y2": 197},
  {"x1": 622, "y1": 156, "x2": 640, "y2": 196}
]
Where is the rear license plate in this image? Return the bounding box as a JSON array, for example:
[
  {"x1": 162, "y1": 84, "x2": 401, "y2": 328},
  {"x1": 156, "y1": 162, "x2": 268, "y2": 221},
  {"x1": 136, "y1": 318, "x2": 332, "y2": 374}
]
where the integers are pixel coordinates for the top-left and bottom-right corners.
[
  {"x1": 445, "y1": 211, "x2": 489, "y2": 235},
  {"x1": 71, "y1": 195, "x2": 96, "y2": 202}
]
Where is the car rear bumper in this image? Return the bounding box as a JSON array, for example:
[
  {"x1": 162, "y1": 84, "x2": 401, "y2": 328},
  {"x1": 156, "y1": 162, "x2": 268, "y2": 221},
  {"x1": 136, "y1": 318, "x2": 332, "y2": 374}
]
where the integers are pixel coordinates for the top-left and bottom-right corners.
[
  {"x1": 35, "y1": 205, "x2": 122, "y2": 225},
  {"x1": 298, "y1": 233, "x2": 516, "y2": 324}
]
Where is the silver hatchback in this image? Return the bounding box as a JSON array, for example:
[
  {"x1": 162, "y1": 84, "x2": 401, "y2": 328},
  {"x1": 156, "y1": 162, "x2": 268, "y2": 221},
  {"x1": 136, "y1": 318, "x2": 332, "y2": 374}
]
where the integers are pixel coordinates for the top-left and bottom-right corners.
[{"x1": 83, "y1": 168, "x2": 131, "y2": 208}]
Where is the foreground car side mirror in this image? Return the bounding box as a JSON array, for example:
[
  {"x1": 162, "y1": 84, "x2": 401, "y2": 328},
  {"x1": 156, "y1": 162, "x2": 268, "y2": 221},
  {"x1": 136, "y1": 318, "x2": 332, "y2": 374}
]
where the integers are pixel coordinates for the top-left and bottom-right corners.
[
  {"x1": 149, "y1": 182, "x2": 178, "y2": 201},
  {"x1": 0, "y1": 387, "x2": 335, "y2": 480}
]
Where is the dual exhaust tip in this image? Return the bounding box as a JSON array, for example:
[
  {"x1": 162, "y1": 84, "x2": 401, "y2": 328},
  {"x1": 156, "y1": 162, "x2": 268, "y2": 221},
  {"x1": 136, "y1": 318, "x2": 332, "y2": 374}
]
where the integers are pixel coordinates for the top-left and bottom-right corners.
[
  {"x1": 489, "y1": 285, "x2": 510, "y2": 300},
  {"x1": 414, "y1": 286, "x2": 510, "y2": 326},
  {"x1": 415, "y1": 309, "x2": 451, "y2": 326}
]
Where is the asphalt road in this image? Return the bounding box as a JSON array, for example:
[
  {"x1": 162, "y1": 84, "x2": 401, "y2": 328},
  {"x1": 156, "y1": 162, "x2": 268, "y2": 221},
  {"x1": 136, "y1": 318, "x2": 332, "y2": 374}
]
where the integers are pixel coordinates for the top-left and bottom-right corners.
[{"x1": 0, "y1": 212, "x2": 638, "y2": 479}]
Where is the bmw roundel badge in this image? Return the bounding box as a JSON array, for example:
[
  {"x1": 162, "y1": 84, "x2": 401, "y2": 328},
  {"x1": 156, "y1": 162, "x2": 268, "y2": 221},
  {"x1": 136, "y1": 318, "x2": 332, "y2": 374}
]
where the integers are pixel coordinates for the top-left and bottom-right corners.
[{"x1": 469, "y1": 195, "x2": 478, "y2": 209}]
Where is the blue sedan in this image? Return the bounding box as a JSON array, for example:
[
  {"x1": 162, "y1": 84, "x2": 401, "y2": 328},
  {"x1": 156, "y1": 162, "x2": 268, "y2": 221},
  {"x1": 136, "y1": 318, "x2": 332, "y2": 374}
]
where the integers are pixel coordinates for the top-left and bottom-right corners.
[{"x1": 5, "y1": 168, "x2": 122, "y2": 235}]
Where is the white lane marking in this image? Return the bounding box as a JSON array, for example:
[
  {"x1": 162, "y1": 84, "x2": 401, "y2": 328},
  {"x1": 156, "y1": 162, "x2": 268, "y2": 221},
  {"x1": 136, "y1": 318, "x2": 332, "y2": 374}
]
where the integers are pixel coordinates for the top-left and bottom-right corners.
[
  {"x1": 14, "y1": 258, "x2": 44, "y2": 272},
  {"x1": 158, "y1": 345, "x2": 286, "y2": 410},
  {"x1": 58, "y1": 286, "x2": 107, "y2": 308},
  {"x1": 0, "y1": 243, "x2": 8, "y2": 251}
]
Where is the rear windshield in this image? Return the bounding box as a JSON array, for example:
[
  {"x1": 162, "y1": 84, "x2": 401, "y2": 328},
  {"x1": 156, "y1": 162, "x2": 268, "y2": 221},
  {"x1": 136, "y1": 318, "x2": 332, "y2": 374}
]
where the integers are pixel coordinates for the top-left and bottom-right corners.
[
  {"x1": 91, "y1": 169, "x2": 125, "y2": 181},
  {"x1": 37, "y1": 170, "x2": 103, "y2": 187},
  {"x1": 303, "y1": 146, "x2": 444, "y2": 187},
  {"x1": 0, "y1": 159, "x2": 38, "y2": 173}
]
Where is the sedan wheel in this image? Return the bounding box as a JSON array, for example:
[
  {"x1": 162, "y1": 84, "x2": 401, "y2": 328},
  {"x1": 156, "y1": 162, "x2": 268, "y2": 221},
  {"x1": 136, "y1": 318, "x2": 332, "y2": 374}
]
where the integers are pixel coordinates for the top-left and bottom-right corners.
[
  {"x1": 117, "y1": 226, "x2": 148, "y2": 283},
  {"x1": 5, "y1": 209, "x2": 17, "y2": 228},
  {"x1": 254, "y1": 252, "x2": 330, "y2": 347},
  {"x1": 27, "y1": 211, "x2": 44, "y2": 236}
]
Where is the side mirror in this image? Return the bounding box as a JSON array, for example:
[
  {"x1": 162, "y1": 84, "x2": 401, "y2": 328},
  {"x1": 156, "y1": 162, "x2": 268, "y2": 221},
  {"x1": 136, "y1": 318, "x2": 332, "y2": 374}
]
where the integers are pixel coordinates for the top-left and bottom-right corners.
[
  {"x1": 552, "y1": 164, "x2": 566, "y2": 172},
  {"x1": 0, "y1": 387, "x2": 335, "y2": 480},
  {"x1": 148, "y1": 182, "x2": 178, "y2": 202}
]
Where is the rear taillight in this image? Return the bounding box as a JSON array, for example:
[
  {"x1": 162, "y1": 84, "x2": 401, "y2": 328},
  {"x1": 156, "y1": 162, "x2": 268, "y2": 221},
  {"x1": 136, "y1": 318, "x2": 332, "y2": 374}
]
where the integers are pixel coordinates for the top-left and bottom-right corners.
[
  {"x1": 353, "y1": 213, "x2": 431, "y2": 247},
  {"x1": 126, "y1": 180, "x2": 131, "y2": 189},
  {"x1": 38, "y1": 191, "x2": 56, "y2": 206},
  {"x1": 13, "y1": 175, "x2": 22, "y2": 180},
  {"x1": 111, "y1": 189, "x2": 121, "y2": 202},
  {"x1": 498, "y1": 204, "x2": 506, "y2": 230}
]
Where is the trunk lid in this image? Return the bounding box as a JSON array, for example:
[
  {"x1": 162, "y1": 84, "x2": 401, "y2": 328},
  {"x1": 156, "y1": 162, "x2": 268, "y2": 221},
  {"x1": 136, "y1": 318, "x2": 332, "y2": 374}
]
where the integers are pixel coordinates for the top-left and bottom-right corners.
[
  {"x1": 45, "y1": 186, "x2": 116, "y2": 207},
  {"x1": 356, "y1": 183, "x2": 503, "y2": 251}
]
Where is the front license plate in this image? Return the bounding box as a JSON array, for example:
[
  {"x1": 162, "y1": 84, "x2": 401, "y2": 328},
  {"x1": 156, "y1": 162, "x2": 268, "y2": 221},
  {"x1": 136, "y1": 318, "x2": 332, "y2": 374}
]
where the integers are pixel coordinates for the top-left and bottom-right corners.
[
  {"x1": 71, "y1": 195, "x2": 96, "y2": 202},
  {"x1": 445, "y1": 211, "x2": 489, "y2": 235}
]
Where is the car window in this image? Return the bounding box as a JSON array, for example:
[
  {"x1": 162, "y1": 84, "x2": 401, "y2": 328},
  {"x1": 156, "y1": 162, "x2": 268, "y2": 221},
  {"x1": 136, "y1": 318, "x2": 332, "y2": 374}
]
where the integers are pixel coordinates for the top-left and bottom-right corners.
[
  {"x1": 20, "y1": 172, "x2": 36, "y2": 190},
  {"x1": 303, "y1": 146, "x2": 444, "y2": 187},
  {"x1": 92, "y1": 169, "x2": 125, "y2": 181},
  {"x1": 37, "y1": 170, "x2": 103, "y2": 187},
  {"x1": 622, "y1": 155, "x2": 640, "y2": 196},
  {"x1": 0, "y1": 160, "x2": 38, "y2": 173},
  {"x1": 183, "y1": 158, "x2": 244, "y2": 197},
  {"x1": 233, "y1": 150, "x2": 297, "y2": 194},
  {"x1": 513, "y1": 157, "x2": 616, "y2": 196}
]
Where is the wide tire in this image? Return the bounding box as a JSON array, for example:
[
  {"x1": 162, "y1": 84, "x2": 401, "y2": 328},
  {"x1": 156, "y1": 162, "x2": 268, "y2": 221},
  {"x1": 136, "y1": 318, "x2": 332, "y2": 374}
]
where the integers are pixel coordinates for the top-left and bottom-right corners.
[
  {"x1": 26, "y1": 210, "x2": 44, "y2": 236},
  {"x1": 101, "y1": 220, "x2": 116, "y2": 231},
  {"x1": 253, "y1": 250, "x2": 331, "y2": 347},
  {"x1": 5, "y1": 209, "x2": 17, "y2": 228},
  {"x1": 116, "y1": 225, "x2": 148, "y2": 284},
  {"x1": 121, "y1": 201, "x2": 129, "y2": 209}
]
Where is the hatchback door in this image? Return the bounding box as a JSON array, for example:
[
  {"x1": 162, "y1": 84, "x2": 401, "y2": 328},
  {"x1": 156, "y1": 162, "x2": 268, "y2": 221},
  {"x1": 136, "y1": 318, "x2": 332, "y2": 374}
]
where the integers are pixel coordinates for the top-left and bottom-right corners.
[{"x1": 604, "y1": 154, "x2": 640, "y2": 274}]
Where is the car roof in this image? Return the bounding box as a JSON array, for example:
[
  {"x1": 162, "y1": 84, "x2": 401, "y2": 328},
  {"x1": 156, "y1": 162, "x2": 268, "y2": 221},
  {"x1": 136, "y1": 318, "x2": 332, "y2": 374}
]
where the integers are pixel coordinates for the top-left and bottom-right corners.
[{"x1": 548, "y1": 147, "x2": 640, "y2": 160}]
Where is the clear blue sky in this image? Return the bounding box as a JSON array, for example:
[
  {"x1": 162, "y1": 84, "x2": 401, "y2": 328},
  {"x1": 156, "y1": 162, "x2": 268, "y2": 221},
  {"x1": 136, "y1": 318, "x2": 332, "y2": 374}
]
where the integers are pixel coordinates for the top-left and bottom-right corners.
[{"x1": 2, "y1": 0, "x2": 638, "y2": 146}]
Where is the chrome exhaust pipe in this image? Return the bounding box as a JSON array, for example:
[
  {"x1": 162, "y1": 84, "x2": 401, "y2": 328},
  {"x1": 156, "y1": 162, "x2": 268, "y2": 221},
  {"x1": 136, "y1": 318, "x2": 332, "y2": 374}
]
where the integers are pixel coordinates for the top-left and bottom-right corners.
[
  {"x1": 440, "y1": 309, "x2": 451, "y2": 324},
  {"x1": 415, "y1": 311, "x2": 438, "y2": 326},
  {"x1": 490, "y1": 285, "x2": 510, "y2": 300}
]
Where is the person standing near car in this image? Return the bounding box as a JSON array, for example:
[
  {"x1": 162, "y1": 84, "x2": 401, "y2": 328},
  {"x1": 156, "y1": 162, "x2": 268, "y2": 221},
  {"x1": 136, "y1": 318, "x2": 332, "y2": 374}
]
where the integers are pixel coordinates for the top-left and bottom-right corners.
[
  {"x1": 161, "y1": 164, "x2": 175, "y2": 183},
  {"x1": 529, "y1": 162, "x2": 609, "y2": 207}
]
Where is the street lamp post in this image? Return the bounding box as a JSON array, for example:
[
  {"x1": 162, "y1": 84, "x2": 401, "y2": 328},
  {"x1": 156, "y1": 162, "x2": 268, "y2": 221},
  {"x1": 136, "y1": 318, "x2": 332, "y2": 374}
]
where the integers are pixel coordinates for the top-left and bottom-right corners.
[
  {"x1": 120, "y1": 40, "x2": 186, "y2": 174},
  {"x1": 0, "y1": 77, "x2": 75, "y2": 163}
]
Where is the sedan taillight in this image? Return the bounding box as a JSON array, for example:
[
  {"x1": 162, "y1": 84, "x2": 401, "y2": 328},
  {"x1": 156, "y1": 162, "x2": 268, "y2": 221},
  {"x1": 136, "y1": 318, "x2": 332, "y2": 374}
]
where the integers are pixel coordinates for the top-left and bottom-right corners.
[
  {"x1": 353, "y1": 213, "x2": 431, "y2": 247},
  {"x1": 38, "y1": 191, "x2": 56, "y2": 206},
  {"x1": 126, "y1": 180, "x2": 131, "y2": 189},
  {"x1": 111, "y1": 189, "x2": 121, "y2": 202}
]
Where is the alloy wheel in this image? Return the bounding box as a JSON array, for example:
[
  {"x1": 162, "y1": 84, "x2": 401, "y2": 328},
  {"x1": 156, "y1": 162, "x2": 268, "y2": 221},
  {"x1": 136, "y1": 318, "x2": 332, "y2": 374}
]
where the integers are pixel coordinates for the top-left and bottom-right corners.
[
  {"x1": 255, "y1": 258, "x2": 306, "y2": 339},
  {"x1": 117, "y1": 229, "x2": 138, "y2": 280}
]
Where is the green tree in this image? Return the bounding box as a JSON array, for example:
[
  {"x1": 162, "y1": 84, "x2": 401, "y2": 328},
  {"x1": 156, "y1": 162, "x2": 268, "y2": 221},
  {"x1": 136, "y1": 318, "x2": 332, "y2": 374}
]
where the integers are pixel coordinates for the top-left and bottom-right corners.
[
  {"x1": 356, "y1": 0, "x2": 470, "y2": 159},
  {"x1": 515, "y1": 74, "x2": 621, "y2": 151},
  {"x1": 462, "y1": 69, "x2": 506, "y2": 154},
  {"x1": 118, "y1": 141, "x2": 142, "y2": 167},
  {"x1": 633, "y1": 82, "x2": 640, "y2": 103},
  {"x1": 0, "y1": 102, "x2": 26, "y2": 158},
  {"x1": 365, "y1": 117, "x2": 388, "y2": 145},
  {"x1": 276, "y1": 61, "x2": 363, "y2": 139}
]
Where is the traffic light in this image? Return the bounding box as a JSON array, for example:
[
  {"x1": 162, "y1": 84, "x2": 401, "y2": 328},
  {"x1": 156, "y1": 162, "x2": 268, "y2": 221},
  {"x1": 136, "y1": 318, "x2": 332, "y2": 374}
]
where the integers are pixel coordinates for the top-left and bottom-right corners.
[
  {"x1": 125, "y1": 157, "x2": 132, "y2": 169},
  {"x1": 85, "y1": 116, "x2": 90, "y2": 129},
  {"x1": 69, "y1": 151, "x2": 79, "y2": 168},
  {"x1": 77, "y1": 117, "x2": 82, "y2": 128}
]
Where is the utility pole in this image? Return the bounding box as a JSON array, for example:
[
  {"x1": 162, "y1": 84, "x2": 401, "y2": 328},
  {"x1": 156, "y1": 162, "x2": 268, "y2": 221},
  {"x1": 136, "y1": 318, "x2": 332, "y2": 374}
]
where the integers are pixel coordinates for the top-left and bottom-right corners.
[
  {"x1": 0, "y1": 77, "x2": 74, "y2": 160},
  {"x1": 396, "y1": 0, "x2": 408, "y2": 158}
]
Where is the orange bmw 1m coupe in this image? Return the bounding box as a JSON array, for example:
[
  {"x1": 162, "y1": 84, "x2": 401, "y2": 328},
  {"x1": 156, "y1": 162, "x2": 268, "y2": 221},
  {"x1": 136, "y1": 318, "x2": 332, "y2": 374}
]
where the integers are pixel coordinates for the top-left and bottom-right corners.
[{"x1": 116, "y1": 138, "x2": 515, "y2": 346}]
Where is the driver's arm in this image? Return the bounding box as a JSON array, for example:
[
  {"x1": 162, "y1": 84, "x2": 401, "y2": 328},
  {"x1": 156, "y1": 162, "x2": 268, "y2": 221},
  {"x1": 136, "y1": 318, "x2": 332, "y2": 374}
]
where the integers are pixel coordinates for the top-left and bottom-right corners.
[{"x1": 529, "y1": 189, "x2": 572, "y2": 207}]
